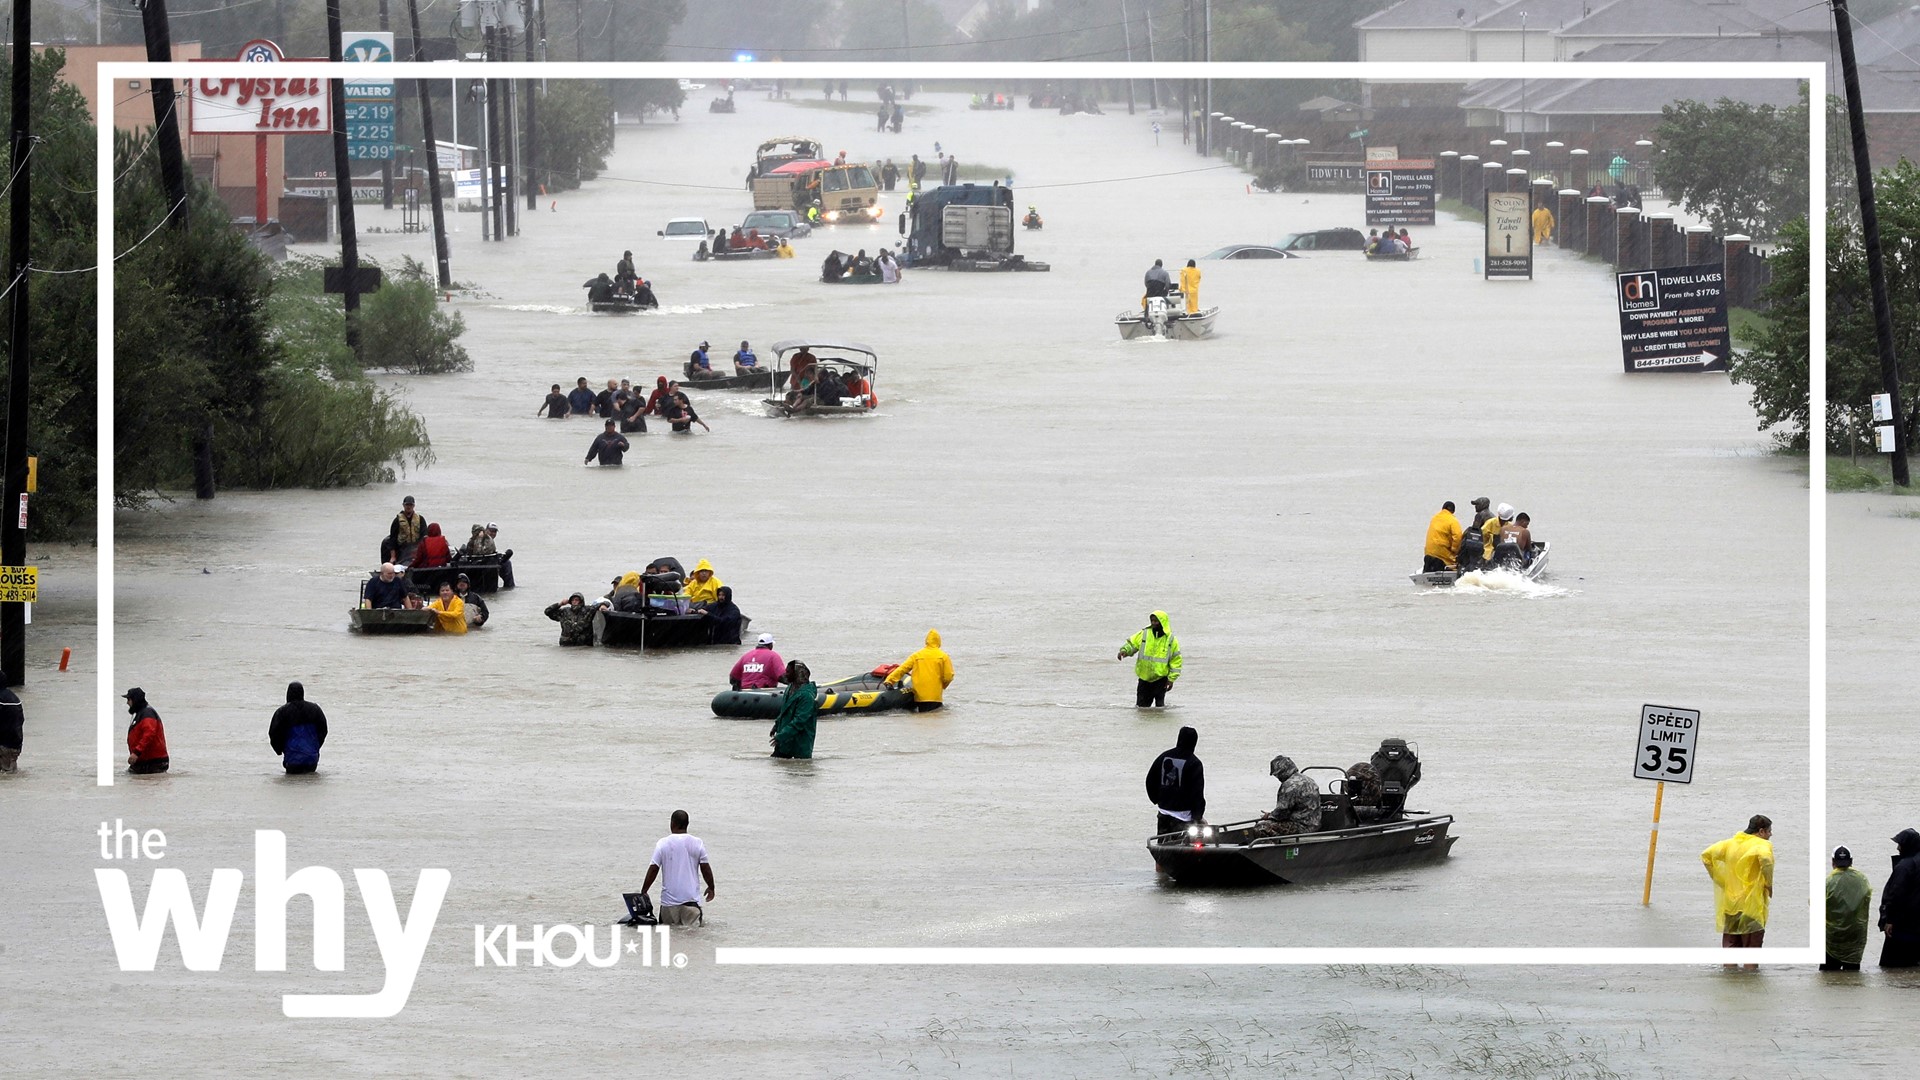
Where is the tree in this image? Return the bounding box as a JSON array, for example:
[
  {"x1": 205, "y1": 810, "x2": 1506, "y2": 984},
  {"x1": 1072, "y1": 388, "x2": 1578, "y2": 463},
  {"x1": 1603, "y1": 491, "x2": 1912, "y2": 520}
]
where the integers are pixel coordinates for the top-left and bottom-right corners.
[
  {"x1": 1653, "y1": 91, "x2": 1809, "y2": 241},
  {"x1": 0, "y1": 48, "x2": 97, "y2": 541},
  {"x1": 535, "y1": 82, "x2": 615, "y2": 190}
]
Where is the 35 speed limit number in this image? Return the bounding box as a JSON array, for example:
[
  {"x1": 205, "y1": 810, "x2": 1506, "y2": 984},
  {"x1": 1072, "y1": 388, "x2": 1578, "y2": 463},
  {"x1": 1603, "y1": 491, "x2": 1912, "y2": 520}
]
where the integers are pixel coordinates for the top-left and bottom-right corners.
[{"x1": 1634, "y1": 705, "x2": 1700, "y2": 784}]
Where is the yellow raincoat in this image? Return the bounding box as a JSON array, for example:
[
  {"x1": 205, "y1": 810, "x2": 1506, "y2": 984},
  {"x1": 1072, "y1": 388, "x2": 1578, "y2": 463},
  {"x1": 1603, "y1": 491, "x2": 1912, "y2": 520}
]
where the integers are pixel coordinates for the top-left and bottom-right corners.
[
  {"x1": 685, "y1": 560, "x2": 724, "y2": 605},
  {"x1": 1120, "y1": 610, "x2": 1182, "y2": 683},
  {"x1": 1424, "y1": 508, "x2": 1463, "y2": 567},
  {"x1": 1701, "y1": 831, "x2": 1773, "y2": 934},
  {"x1": 884, "y1": 629, "x2": 955, "y2": 703},
  {"x1": 1531, "y1": 204, "x2": 1554, "y2": 244},
  {"x1": 1179, "y1": 263, "x2": 1201, "y2": 314},
  {"x1": 427, "y1": 594, "x2": 468, "y2": 634}
]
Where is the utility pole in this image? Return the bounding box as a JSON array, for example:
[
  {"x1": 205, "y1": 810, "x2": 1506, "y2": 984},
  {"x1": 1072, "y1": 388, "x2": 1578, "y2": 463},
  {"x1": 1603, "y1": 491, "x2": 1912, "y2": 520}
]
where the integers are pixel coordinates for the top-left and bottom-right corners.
[
  {"x1": 485, "y1": 25, "x2": 505, "y2": 240},
  {"x1": 524, "y1": 0, "x2": 539, "y2": 212},
  {"x1": 1182, "y1": 0, "x2": 1192, "y2": 148},
  {"x1": 1143, "y1": 3, "x2": 1159, "y2": 111},
  {"x1": 137, "y1": 0, "x2": 209, "y2": 498},
  {"x1": 1202, "y1": 0, "x2": 1212, "y2": 157},
  {"x1": 1835, "y1": 0, "x2": 1910, "y2": 484},
  {"x1": 327, "y1": 0, "x2": 363, "y2": 357},
  {"x1": 3, "y1": 0, "x2": 32, "y2": 685},
  {"x1": 407, "y1": 0, "x2": 451, "y2": 286},
  {"x1": 1119, "y1": 0, "x2": 1137, "y2": 115},
  {"x1": 378, "y1": 0, "x2": 394, "y2": 208}
]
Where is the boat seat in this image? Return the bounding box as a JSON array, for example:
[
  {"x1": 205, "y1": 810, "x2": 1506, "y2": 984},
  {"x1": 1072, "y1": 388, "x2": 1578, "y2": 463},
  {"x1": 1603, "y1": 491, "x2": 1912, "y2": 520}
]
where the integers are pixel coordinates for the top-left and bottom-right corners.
[{"x1": 1317, "y1": 792, "x2": 1357, "y2": 831}]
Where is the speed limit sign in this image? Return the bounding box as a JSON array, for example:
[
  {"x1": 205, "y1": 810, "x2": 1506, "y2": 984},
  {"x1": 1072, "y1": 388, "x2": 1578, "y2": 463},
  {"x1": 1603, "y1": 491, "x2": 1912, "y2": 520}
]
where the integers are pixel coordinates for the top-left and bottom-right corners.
[{"x1": 1635, "y1": 704, "x2": 1700, "y2": 784}]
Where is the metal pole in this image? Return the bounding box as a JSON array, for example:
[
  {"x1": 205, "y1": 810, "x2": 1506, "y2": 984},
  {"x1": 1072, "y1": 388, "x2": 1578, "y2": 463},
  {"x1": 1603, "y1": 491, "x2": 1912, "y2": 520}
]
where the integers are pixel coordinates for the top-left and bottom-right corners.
[
  {"x1": 524, "y1": 0, "x2": 539, "y2": 211},
  {"x1": 485, "y1": 26, "x2": 505, "y2": 241},
  {"x1": 1835, "y1": 0, "x2": 1910, "y2": 484},
  {"x1": 408, "y1": 0, "x2": 451, "y2": 286},
  {"x1": 2, "y1": 0, "x2": 32, "y2": 685},
  {"x1": 328, "y1": 0, "x2": 363, "y2": 357},
  {"x1": 1119, "y1": 0, "x2": 1136, "y2": 116},
  {"x1": 1201, "y1": 0, "x2": 1211, "y2": 157},
  {"x1": 1143, "y1": 4, "x2": 1159, "y2": 111},
  {"x1": 378, "y1": 0, "x2": 394, "y2": 208},
  {"x1": 1641, "y1": 780, "x2": 1664, "y2": 904},
  {"x1": 505, "y1": 72, "x2": 519, "y2": 235}
]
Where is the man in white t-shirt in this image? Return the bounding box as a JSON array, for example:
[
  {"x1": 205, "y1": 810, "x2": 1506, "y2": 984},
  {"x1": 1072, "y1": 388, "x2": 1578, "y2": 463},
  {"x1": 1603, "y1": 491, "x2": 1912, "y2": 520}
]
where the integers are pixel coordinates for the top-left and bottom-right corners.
[{"x1": 642, "y1": 810, "x2": 715, "y2": 926}]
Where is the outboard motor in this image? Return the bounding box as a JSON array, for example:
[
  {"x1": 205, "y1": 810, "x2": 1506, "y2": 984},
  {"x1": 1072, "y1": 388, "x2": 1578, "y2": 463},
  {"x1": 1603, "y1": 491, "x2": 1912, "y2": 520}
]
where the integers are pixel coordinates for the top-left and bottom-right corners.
[
  {"x1": 1370, "y1": 738, "x2": 1422, "y2": 818},
  {"x1": 1144, "y1": 295, "x2": 1172, "y2": 337},
  {"x1": 1457, "y1": 526, "x2": 1485, "y2": 572}
]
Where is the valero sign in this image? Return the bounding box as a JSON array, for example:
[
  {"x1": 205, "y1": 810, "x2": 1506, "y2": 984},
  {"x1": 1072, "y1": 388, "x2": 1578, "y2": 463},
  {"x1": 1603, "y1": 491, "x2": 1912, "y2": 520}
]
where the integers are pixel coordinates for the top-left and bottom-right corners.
[{"x1": 189, "y1": 39, "x2": 332, "y2": 135}]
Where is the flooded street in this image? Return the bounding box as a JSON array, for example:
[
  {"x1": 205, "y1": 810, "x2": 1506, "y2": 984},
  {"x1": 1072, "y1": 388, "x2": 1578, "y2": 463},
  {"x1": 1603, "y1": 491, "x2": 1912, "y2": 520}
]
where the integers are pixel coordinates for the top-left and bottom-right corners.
[{"x1": 11, "y1": 84, "x2": 1889, "y2": 1075}]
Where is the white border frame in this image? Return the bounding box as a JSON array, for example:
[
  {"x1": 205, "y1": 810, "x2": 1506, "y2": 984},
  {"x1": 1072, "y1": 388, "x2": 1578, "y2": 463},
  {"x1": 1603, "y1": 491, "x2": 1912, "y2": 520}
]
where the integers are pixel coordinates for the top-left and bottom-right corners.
[{"x1": 97, "y1": 60, "x2": 1826, "y2": 966}]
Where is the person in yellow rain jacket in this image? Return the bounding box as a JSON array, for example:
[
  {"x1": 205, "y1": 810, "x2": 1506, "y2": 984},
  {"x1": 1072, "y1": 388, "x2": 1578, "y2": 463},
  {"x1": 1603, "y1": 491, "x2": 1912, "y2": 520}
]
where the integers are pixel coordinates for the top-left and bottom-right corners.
[
  {"x1": 1119, "y1": 610, "x2": 1182, "y2": 708},
  {"x1": 1531, "y1": 202, "x2": 1555, "y2": 245},
  {"x1": 1423, "y1": 500, "x2": 1464, "y2": 573},
  {"x1": 1702, "y1": 815, "x2": 1774, "y2": 966},
  {"x1": 883, "y1": 629, "x2": 955, "y2": 712},
  {"x1": 685, "y1": 559, "x2": 724, "y2": 606},
  {"x1": 426, "y1": 581, "x2": 468, "y2": 634},
  {"x1": 1179, "y1": 259, "x2": 1201, "y2": 314}
]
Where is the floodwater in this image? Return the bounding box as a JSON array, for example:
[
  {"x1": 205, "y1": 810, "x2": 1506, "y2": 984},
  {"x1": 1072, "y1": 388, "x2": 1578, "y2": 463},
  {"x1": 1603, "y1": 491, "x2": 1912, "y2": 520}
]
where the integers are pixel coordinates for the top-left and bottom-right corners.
[{"x1": 11, "y1": 85, "x2": 1903, "y2": 1076}]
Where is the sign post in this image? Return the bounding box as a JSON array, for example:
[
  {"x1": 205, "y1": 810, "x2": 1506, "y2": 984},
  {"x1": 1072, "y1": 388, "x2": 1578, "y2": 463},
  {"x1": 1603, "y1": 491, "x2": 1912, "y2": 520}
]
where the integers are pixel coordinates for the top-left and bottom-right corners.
[
  {"x1": 1485, "y1": 190, "x2": 1532, "y2": 279},
  {"x1": 1635, "y1": 704, "x2": 1700, "y2": 904}
]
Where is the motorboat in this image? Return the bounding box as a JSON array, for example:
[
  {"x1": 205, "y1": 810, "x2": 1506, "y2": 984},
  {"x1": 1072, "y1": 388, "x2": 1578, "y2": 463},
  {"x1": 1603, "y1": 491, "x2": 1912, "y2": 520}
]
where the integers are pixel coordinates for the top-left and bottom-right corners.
[
  {"x1": 596, "y1": 607, "x2": 749, "y2": 649},
  {"x1": 405, "y1": 554, "x2": 505, "y2": 595},
  {"x1": 1364, "y1": 246, "x2": 1421, "y2": 261},
  {"x1": 1148, "y1": 765, "x2": 1456, "y2": 885},
  {"x1": 694, "y1": 241, "x2": 778, "y2": 262},
  {"x1": 711, "y1": 668, "x2": 914, "y2": 719},
  {"x1": 1410, "y1": 540, "x2": 1550, "y2": 588},
  {"x1": 763, "y1": 339, "x2": 879, "y2": 417},
  {"x1": 1117, "y1": 293, "x2": 1218, "y2": 340},
  {"x1": 681, "y1": 361, "x2": 791, "y2": 391},
  {"x1": 349, "y1": 607, "x2": 435, "y2": 634}
]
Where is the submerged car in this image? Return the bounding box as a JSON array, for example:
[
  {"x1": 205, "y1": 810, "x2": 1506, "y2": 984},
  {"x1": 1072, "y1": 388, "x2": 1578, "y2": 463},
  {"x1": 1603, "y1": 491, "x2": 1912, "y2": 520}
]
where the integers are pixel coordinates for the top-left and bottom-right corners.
[
  {"x1": 741, "y1": 208, "x2": 812, "y2": 239},
  {"x1": 657, "y1": 217, "x2": 711, "y2": 241},
  {"x1": 1201, "y1": 244, "x2": 1301, "y2": 260},
  {"x1": 1276, "y1": 227, "x2": 1366, "y2": 252}
]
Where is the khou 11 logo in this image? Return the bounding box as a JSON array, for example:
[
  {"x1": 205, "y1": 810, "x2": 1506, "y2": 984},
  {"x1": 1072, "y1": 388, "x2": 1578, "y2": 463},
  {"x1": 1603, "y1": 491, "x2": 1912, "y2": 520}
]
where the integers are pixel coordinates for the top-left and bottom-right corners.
[{"x1": 1618, "y1": 271, "x2": 1661, "y2": 313}]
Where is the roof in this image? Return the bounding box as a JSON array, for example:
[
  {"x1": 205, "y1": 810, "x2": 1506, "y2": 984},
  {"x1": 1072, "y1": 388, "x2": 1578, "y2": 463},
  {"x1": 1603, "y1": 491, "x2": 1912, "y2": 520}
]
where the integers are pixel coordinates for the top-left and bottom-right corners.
[
  {"x1": 1702, "y1": 0, "x2": 1833, "y2": 35},
  {"x1": 768, "y1": 159, "x2": 833, "y2": 176},
  {"x1": 1858, "y1": 5, "x2": 1920, "y2": 67},
  {"x1": 1525, "y1": 76, "x2": 1803, "y2": 115},
  {"x1": 1557, "y1": 0, "x2": 1768, "y2": 37},
  {"x1": 1471, "y1": 0, "x2": 1590, "y2": 31},
  {"x1": 1355, "y1": 0, "x2": 1507, "y2": 32},
  {"x1": 1297, "y1": 95, "x2": 1360, "y2": 111},
  {"x1": 1585, "y1": 33, "x2": 1827, "y2": 63},
  {"x1": 771, "y1": 339, "x2": 879, "y2": 360}
]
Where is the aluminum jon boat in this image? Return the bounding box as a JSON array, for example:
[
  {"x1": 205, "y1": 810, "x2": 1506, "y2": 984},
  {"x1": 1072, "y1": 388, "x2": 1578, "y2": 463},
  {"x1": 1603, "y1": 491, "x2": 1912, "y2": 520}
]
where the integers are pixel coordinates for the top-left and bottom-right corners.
[
  {"x1": 1409, "y1": 540, "x2": 1550, "y2": 588},
  {"x1": 1116, "y1": 294, "x2": 1218, "y2": 340},
  {"x1": 1148, "y1": 812, "x2": 1458, "y2": 886}
]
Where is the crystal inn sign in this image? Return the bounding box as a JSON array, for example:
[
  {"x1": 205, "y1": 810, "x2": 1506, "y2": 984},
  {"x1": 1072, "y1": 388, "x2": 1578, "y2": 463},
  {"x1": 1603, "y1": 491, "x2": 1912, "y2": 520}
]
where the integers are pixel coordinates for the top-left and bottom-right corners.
[{"x1": 189, "y1": 39, "x2": 332, "y2": 134}]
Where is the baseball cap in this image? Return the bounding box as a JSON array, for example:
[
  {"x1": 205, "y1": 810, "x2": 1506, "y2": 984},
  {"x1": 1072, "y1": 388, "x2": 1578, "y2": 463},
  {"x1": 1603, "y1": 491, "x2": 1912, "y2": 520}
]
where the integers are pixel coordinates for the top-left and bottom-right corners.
[
  {"x1": 1833, "y1": 846, "x2": 1853, "y2": 865},
  {"x1": 757, "y1": 633, "x2": 775, "y2": 646}
]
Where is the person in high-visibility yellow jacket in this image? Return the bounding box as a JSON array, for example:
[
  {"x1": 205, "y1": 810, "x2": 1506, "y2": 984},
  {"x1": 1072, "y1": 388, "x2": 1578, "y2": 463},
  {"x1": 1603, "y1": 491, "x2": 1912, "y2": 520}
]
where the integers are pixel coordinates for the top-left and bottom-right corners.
[
  {"x1": 1423, "y1": 501, "x2": 1463, "y2": 572},
  {"x1": 884, "y1": 629, "x2": 954, "y2": 711},
  {"x1": 685, "y1": 559, "x2": 724, "y2": 606},
  {"x1": 1531, "y1": 203, "x2": 1555, "y2": 245},
  {"x1": 1702, "y1": 815, "x2": 1774, "y2": 962},
  {"x1": 1179, "y1": 259, "x2": 1201, "y2": 314},
  {"x1": 1119, "y1": 610, "x2": 1181, "y2": 708}
]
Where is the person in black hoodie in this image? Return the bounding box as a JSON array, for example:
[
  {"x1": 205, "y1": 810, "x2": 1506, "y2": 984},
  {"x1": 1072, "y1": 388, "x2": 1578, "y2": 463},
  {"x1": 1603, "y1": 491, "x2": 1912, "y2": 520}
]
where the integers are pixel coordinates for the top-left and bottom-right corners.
[
  {"x1": 704, "y1": 586, "x2": 745, "y2": 645},
  {"x1": 1881, "y1": 828, "x2": 1920, "y2": 968},
  {"x1": 1146, "y1": 726, "x2": 1205, "y2": 837},
  {"x1": 268, "y1": 682, "x2": 329, "y2": 775},
  {"x1": 0, "y1": 674, "x2": 21, "y2": 772}
]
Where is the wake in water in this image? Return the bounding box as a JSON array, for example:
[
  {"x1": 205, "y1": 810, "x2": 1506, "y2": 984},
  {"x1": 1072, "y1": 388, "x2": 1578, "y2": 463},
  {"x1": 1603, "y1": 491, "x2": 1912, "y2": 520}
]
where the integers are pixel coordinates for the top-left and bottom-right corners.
[
  {"x1": 492, "y1": 302, "x2": 758, "y2": 315},
  {"x1": 1440, "y1": 568, "x2": 1571, "y2": 599}
]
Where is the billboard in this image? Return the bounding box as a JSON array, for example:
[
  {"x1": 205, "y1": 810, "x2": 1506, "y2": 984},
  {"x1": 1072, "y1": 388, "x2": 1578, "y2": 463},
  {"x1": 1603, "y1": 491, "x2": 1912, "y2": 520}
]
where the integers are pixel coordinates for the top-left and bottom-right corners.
[
  {"x1": 1484, "y1": 191, "x2": 1532, "y2": 279},
  {"x1": 1616, "y1": 263, "x2": 1731, "y2": 373},
  {"x1": 1364, "y1": 160, "x2": 1435, "y2": 226},
  {"x1": 344, "y1": 31, "x2": 396, "y2": 161},
  {"x1": 188, "y1": 39, "x2": 331, "y2": 135}
]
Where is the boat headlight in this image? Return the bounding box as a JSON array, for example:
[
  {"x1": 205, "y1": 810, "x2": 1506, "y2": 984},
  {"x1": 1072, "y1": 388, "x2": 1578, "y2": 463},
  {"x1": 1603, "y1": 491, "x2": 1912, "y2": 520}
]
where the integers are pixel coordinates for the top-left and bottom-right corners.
[
  {"x1": 1201, "y1": 826, "x2": 1214, "y2": 839},
  {"x1": 1186, "y1": 825, "x2": 1201, "y2": 838}
]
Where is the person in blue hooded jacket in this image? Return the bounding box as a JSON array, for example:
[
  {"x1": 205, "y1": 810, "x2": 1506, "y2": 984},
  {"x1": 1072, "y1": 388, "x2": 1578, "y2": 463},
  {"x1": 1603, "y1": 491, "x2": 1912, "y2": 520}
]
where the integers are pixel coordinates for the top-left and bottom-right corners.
[{"x1": 268, "y1": 681, "x2": 329, "y2": 774}]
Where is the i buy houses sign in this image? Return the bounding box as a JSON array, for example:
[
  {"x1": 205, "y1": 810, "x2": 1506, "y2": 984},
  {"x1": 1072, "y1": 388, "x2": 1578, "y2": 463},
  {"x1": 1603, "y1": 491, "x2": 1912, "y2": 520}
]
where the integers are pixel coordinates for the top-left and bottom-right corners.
[{"x1": 189, "y1": 39, "x2": 332, "y2": 135}]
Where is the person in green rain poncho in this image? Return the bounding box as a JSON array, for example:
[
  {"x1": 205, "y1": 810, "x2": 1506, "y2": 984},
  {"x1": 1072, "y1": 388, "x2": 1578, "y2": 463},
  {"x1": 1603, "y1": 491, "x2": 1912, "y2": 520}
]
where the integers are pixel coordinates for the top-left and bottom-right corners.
[
  {"x1": 1823, "y1": 845, "x2": 1873, "y2": 971},
  {"x1": 770, "y1": 661, "x2": 819, "y2": 760}
]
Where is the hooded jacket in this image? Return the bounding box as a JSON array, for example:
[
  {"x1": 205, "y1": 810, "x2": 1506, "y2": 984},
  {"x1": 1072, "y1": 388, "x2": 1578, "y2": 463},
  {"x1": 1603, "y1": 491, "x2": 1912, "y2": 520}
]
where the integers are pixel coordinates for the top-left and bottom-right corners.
[
  {"x1": 704, "y1": 588, "x2": 745, "y2": 645},
  {"x1": 126, "y1": 690, "x2": 168, "y2": 764},
  {"x1": 1266, "y1": 755, "x2": 1323, "y2": 832},
  {"x1": 884, "y1": 629, "x2": 955, "y2": 703},
  {"x1": 1424, "y1": 508, "x2": 1463, "y2": 566},
  {"x1": 1826, "y1": 865, "x2": 1873, "y2": 964},
  {"x1": 685, "y1": 560, "x2": 724, "y2": 605},
  {"x1": 427, "y1": 592, "x2": 468, "y2": 634},
  {"x1": 1120, "y1": 611, "x2": 1182, "y2": 683},
  {"x1": 771, "y1": 679, "x2": 820, "y2": 758},
  {"x1": 546, "y1": 601, "x2": 597, "y2": 645},
  {"x1": 1179, "y1": 263, "x2": 1201, "y2": 313},
  {"x1": 1146, "y1": 726, "x2": 1205, "y2": 820},
  {"x1": 268, "y1": 682, "x2": 328, "y2": 769},
  {"x1": 413, "y1": 523, "x2": 452, "y2": 569},
  {"x1": 1701, "y1": 830, "x2": 1775, "y2": 934},
  {"x1": 1882, "y1": 828, "x2": 1920, "y2": 938}
]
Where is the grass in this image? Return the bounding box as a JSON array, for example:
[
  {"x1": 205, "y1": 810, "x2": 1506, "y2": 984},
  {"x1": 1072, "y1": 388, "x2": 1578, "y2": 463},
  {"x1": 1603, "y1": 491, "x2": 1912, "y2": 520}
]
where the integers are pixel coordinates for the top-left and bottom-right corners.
[
  {"x1": 1729, "y1": 306, "x2": 1771, "y2": 350},
  {"x1": 788, "y1": 98, "x2": 935, "y2": 116},
  {"x1": 1828, "y1": 455, "x2": 1920, "y2": 492},
  {"x1": 1438, "y1": 197, "x2": 1484, "y2": 223}
]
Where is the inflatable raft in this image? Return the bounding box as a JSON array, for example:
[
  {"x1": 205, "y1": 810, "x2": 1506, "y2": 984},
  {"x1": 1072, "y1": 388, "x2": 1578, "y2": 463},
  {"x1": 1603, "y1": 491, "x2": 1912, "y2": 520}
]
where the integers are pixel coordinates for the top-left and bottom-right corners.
[{"x1": 711, "y1": 669, "x2": 913, "y2": 719}]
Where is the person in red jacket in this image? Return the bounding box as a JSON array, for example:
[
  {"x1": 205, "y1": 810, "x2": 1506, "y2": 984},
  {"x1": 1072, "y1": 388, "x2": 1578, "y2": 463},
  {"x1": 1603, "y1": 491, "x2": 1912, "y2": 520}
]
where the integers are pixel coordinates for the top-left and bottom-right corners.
[
  {"x1": 124, "y1": 687, "x2": 169, "y2": 774},
  {"x1": 412, "y1": 522, "x2": 452, "y2": 569}
]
